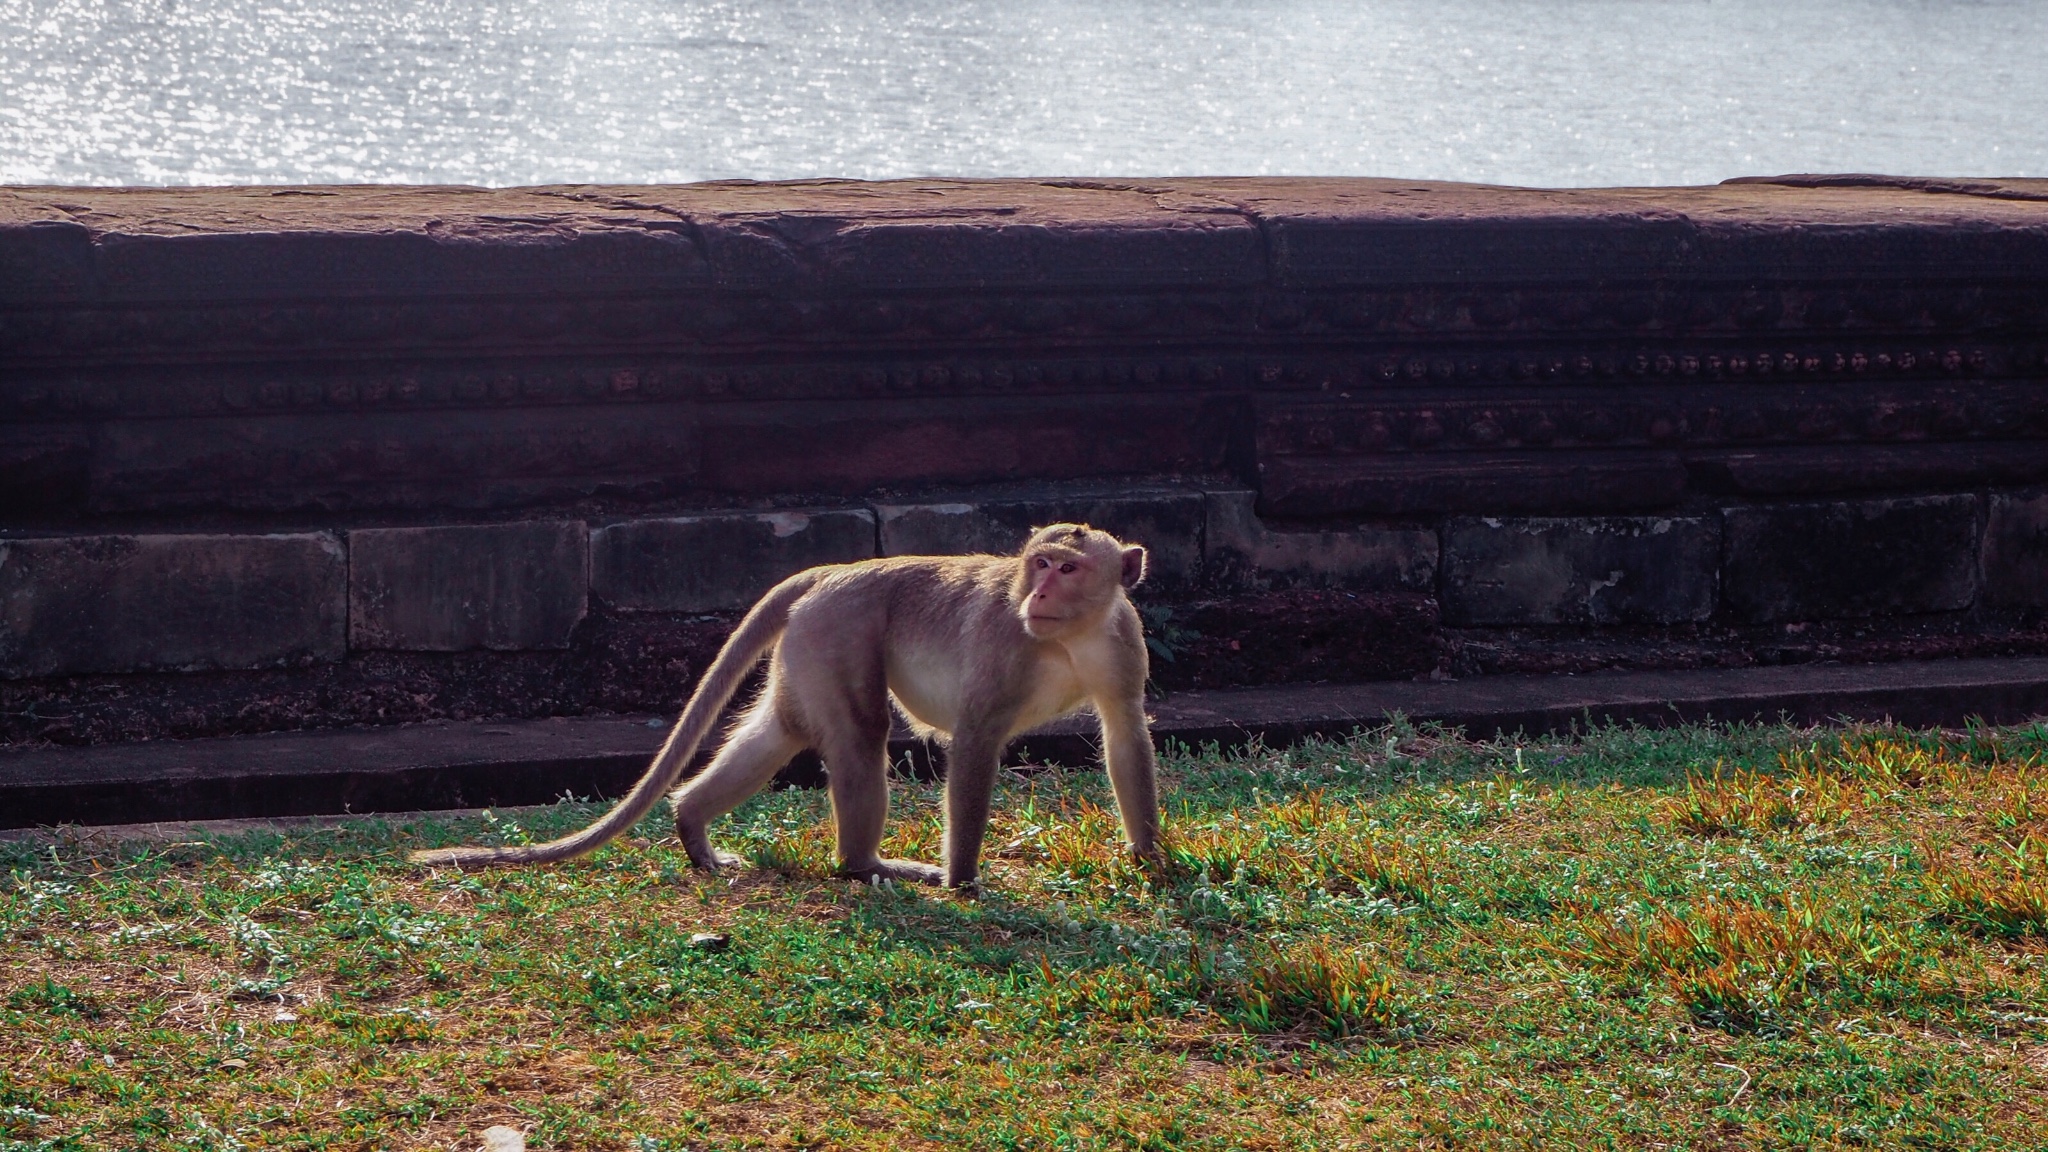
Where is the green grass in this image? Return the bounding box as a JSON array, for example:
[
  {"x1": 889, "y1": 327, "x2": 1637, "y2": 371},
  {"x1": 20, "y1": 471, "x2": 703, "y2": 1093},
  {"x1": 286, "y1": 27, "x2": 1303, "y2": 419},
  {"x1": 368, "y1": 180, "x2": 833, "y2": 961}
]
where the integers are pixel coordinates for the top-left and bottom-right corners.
[{"x1": 8, "y1": 718, "x2": 2048, "y2": 1150}]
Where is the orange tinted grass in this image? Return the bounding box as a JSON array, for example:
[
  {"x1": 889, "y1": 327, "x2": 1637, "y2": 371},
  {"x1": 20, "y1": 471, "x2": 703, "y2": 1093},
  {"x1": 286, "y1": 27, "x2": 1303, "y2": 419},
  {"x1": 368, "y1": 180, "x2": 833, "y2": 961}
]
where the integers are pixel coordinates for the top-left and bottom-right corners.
[
  {"x1": 1161, "y1": 820, "x2": 1275, "y2": 883},
  {"x1": 1662, "y1": 735, "x2": 2048, "y2": 840},
  {"x1": 754, "y1": 817, "x2": 837, "y2": 876},
  {"x1": 1564, "y1": 894, "x2": 1909, "y2": 1028},
  {"x1": 1261, "y1": 788, "x2": 1355, "y2": 836},
  {"x1": 1158, "y1": 814, "x2": 1435, "y2": 904},
  {"x1": 1034, "y1": 953, "x2": 1164, "y2": 1022},
  {"x1": 880, "y1": 810, "x2": 944, "y2": 862},
  {"x1": 1803, "y1": 733, "x2": 2047, "y2": 794},
  {"x1": 1239, "y1": 942, "x2": 1404, "y2": 1037},
  {"x1": 1925, "y1": 837, "x2": 2048, "y2": 938},
  {"x1": 1027, "y1": 798, "x2": 1150, "y2": 886},
  {"x1": 1334, "y1": 839, "x2": 1437, "y2": 904},
  {"x1": 1664, "y1": 760, "x2": 1853, "y2": 836}
]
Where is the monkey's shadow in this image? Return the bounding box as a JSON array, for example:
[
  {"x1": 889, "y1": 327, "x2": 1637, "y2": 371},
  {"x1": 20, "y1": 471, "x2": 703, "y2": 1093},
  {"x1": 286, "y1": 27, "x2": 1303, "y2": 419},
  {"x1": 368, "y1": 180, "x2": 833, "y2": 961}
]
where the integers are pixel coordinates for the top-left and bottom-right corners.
[{"x1": 752, "y1": 872, "x2": 1166, "y2": 978}]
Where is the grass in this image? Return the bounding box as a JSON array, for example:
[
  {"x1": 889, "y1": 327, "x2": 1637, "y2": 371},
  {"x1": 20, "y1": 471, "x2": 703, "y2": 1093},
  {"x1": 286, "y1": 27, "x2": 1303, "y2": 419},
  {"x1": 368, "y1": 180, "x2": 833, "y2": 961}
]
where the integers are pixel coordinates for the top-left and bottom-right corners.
[{"x1": 8, "y1": 717, "x2": 2048, "y2": 1149}]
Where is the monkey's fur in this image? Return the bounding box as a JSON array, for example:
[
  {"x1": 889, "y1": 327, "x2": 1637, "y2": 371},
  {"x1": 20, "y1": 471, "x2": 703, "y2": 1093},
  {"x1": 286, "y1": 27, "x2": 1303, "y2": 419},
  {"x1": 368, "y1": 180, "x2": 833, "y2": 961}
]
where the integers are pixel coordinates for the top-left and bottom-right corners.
[{"x1": 410, "y1": 524, "x2": 1160, "y2": 889}]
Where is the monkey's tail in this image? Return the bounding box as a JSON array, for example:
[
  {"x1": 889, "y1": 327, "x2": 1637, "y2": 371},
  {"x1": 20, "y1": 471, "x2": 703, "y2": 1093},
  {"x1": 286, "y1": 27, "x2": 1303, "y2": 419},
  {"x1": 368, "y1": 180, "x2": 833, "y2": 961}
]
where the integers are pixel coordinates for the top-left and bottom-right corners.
[{"x1": 407, "y1": 570, "x2": 821, "y2": 869}]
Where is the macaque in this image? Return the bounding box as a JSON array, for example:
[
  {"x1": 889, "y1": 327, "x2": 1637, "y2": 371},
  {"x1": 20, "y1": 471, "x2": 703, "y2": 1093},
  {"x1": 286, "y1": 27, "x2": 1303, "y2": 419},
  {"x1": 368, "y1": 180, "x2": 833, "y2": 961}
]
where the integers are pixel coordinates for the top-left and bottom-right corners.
[{"x1": 411, "y1": 523, "x2": 1161, "y2": 890}]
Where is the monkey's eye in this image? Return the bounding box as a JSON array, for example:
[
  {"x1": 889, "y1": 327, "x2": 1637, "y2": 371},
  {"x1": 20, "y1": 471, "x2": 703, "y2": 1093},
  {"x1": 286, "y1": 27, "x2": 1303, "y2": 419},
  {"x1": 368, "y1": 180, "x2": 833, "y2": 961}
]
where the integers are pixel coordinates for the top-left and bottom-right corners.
[
  {"x1": 1035, "y1": 557, "x2": 1050, "y2": 569},
  {"x1": 1059, "y1": 562, "x2": 1076, "y2": 574}
]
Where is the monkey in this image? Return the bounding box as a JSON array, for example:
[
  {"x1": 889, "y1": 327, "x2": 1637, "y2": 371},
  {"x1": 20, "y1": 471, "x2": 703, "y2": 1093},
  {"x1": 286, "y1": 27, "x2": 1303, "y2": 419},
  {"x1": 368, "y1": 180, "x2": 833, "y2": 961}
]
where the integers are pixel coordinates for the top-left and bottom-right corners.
[{"x1": 410, "y1": 523, "x2": 1161, "y2": 890}]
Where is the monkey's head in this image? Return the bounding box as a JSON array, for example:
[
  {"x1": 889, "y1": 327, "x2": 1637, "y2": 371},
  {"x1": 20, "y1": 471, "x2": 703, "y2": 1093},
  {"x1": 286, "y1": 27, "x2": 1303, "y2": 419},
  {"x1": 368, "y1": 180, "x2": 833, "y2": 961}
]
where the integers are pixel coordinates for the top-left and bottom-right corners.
[{"x1": 1014, "y1": 523, "x2": 1147, "y2": 640}]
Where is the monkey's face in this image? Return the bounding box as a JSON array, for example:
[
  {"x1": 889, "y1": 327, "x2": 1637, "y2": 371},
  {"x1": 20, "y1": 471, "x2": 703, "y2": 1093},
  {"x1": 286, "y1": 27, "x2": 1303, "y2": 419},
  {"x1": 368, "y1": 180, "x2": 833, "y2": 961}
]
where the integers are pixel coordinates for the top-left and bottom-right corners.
[
  {"x1": 1017, "y1": 544, "x2": 1116, "y2": 639},
  {"x1": 1014, "y1": 524, "x2": 1146, "y2": 639}
]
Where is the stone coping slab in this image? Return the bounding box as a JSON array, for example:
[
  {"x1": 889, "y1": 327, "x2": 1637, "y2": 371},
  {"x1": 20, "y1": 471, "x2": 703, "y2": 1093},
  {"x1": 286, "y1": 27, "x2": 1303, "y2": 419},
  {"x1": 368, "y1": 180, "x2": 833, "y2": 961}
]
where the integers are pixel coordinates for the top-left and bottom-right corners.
[
  {"x1": 6, "y1": 656, "x2": 2047, "y2": 829},
  {"x1": 7, "y1": 177, "x2": 2048, "y2": 309}
]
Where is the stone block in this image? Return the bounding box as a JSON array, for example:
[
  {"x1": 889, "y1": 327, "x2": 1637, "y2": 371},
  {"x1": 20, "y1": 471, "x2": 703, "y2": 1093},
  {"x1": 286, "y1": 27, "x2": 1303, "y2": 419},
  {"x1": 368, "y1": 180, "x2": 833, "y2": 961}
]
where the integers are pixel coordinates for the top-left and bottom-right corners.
[
  {"x1": 1984, "y1": 492, "x2": 2048, "y2": 609},
  {"x1": 592, "y1": 509, "x2": 878, "y2": 613},
  {"x1": 1722, "y1": 496, "x2": 1979, "y2": 624},
  {"x1": 350, "y1": 522, "x2": 588, "y2": 651},
  {"x1": 1441, "y1": 517, "x2": 1720, "y2": 626},
  {"x1": 0, "y1": 532, "x2": 345, "y2": 678},
  {"x1": 874, "y1": 487, "x2": 1204, "y2": 587},
  {"x1": 1148, "y1": 590, "x2": 1439, "y2": 691},
  {"x1": 1257, "y1": 452, "x2": 1689, "y2": 517},
  {"x1": 1204, "y1": 490, "x2": 1435, "y2": 592}
]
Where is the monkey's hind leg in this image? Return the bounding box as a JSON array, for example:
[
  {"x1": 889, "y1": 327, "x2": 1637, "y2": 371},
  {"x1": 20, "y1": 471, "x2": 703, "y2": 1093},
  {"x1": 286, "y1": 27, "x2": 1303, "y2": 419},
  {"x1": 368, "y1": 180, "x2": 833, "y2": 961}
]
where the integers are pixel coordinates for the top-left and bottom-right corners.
[
  {"x1": 823, "y1": 729, "x2": 944, "y2": 887},
  {"x1": 671, "y1": 699, "x2": 803, "y2": 871}
]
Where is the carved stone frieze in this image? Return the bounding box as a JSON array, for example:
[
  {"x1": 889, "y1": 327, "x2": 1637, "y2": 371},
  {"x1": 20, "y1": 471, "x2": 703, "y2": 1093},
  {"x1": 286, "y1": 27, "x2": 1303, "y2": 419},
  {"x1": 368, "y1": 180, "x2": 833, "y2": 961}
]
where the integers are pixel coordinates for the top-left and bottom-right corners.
[
  {"x1": 1255, "y1": 380, "x2": 2048, "y2": 459},
  {"x1": 0, "y1": 340, "x2": 2040, "y2": 426},
  {"x1": 89, "y1": 404, "x2": 700, "y2": 513},
  {"x1": 0, "y1": 280, "x2": 2043, "y2": 369}
]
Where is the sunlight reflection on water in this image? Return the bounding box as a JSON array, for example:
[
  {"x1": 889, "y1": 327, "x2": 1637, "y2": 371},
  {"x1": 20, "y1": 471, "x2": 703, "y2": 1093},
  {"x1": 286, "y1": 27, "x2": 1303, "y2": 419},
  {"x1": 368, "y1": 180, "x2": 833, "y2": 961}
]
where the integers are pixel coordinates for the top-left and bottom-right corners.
[{"x1": 1, "y1": 0, "x2": 2041, "y2": 187}]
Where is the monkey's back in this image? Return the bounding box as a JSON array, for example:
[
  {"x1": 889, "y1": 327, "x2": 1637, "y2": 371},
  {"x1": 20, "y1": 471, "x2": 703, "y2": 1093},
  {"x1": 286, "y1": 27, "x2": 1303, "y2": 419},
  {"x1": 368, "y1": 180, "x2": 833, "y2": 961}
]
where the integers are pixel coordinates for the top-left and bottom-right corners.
[{"x1": 771, "y1": 553, "x2": 1053, "y2": 739}]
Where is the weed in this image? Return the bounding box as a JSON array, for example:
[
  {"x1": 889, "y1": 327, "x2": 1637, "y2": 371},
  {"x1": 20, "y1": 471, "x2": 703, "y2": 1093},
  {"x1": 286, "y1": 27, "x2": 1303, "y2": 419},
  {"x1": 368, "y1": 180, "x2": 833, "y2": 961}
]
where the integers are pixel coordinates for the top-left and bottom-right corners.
[
  {"x1": 1137, "y1": 603, "x2": 1198, "y2": 665},
  {"x1": 1334, "y1": 838, "x2": 1435, "y2": 904},
  {"x1": 1160, "y1": 823, "x2": 1264, "y2": 885},
  {"x1": 1927, "y1": 838, "x2": 2048, "y2": 938},
  {"x1": 1235, "y1": 942, "x2": 1404, "y2": 1037},
  {"x1": 5, "y1": 977, "x2": 102, "y2": 1020},
  {"x1": 747, "y1": 814, "x2": 835, "y2": 876},
  {"x1": 1666, "y1": 759, "x2": 1850, "y2": 836},
  {"x1": 1567, "y1": 895, "x2": 1905, "y2": 1032},
  {"x1": 1034, "y1": 955, "x2": 1162, "y2": 1023}
]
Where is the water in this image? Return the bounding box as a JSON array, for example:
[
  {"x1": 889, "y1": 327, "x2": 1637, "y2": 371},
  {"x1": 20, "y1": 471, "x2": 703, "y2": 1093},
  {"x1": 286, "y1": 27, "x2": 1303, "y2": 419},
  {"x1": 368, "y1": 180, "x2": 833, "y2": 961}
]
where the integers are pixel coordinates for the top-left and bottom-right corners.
[{"x1": 1, "y1": 0, "x2": 2042, "y2": 188}]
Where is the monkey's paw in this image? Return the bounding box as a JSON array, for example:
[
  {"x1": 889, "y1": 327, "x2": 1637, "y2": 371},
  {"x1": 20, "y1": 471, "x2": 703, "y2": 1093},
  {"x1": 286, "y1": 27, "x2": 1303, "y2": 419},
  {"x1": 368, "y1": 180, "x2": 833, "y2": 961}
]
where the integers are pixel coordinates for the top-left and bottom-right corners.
[
  {"x1": 837, "y1": 858, "x2": 946, "y2": 887},
  {"x1": 687, "y1": 847, "x2": 747, "y2": 872}
]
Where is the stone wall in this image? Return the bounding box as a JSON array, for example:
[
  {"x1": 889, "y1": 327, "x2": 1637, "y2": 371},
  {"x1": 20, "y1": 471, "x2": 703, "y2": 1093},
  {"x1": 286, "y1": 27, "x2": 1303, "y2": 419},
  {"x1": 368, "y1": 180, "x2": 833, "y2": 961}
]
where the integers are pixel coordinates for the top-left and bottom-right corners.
[{"x1": 3, "y1": 176, "x2": 2047, "y2": 739}]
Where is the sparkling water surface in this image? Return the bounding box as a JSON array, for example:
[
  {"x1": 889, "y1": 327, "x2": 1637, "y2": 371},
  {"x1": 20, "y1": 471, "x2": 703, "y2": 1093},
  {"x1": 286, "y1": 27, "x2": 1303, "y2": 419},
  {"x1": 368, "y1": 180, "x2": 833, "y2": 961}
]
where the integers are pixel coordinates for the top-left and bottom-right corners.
[{"x1": 1, "y1": 0, "x2": 2042, "y2": 188}]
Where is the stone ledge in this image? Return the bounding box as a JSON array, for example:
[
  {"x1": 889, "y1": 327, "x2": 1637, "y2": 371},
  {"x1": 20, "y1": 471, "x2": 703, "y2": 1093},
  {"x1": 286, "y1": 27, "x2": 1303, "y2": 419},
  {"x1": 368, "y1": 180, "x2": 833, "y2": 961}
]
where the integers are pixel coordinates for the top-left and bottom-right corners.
[
  {"x1": 9, "y1": 656, "x2": 2047, "y2": 828},
  {"x1": 1149, "y1": 590, "x2": 1439, "y2": 691},
  {"x1": 0, "y1": 481, "x2": 2031, "y2": 683},
  {"x1": 7, "y1": 179, "x2": 2046, "y2": 313},
  {"x1": 93, "y1": 405, "x2": 701, "y2": 515},
  {"x1": 4, "y1": 179, "x2": 2044, "y2": 536},
  {"x1": 1257, "y1": 452, "x2": 1693, "y2": 519},
  {"x1": 0, "y1": 716, "x2": 672, "y2": 827}
]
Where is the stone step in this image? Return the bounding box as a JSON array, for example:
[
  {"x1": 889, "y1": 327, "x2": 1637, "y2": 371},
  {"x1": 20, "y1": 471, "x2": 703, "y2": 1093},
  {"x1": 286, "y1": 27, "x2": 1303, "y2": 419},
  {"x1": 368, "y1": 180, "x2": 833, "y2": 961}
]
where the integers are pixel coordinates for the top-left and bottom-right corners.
[{"x1": 6, "y1": 656, "x2": 2048, "y2": 830}]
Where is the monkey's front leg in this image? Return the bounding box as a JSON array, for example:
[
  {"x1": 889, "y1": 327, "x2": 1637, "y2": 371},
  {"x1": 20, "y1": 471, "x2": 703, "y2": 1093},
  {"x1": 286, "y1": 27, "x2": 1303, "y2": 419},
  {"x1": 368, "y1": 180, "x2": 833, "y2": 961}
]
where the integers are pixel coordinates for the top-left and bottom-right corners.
[
  {"x1": 940, "y1": 729, "x2": 1005, "y2": 891},
  {"x1": 1098, "y1": 696, "x2": 1161, "y2": 861}
]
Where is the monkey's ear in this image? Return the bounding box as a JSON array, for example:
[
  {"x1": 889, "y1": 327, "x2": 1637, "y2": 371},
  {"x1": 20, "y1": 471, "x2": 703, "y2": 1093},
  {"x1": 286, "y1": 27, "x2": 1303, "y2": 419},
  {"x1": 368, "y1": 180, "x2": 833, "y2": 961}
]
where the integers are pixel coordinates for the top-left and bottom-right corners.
[{"x1": 1119, "y1": 545, "x2": 1148, "y2": 589}]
